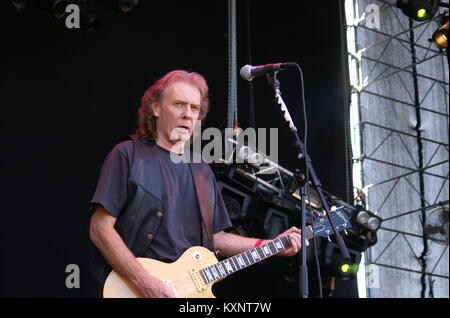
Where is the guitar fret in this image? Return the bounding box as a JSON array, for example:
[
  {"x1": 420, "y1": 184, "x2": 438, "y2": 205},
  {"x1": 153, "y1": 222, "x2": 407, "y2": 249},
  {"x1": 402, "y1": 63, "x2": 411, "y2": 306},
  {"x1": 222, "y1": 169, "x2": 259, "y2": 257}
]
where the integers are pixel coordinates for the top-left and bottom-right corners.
[
  {"x1": 242, "y1": 251, "x2": 251, "y2": 265},
  {"x1": 234, "y1": 256, "x2": 241, "y2": 269},
  {"x1": 251, "y1": 249, "x2": 260, "y2": 261},
  {"x1": 214, "y1": 264, "x2": 224, "y2": 278},
  {"x1": 262, "y1": 244, "x2": 271, "y2": 256},
  {"x1": 248, "y1": 250, "x2": 257, "y2": 264},
  {"x1": 199, "y1": 269, "x2": 208, "y2": 284},
  {"x1": 274, "y1": 239, "x2": 283, "y2": 251},
  {"x1": 217, "y1": 263, "x2": 226, "y2": 276},
  {"x1": 268, "y1": 241, "x2": 277, "y2": 254},
  {"x1": 281, "y1": 236, "x2": 290, "y2": 249},
  {"x1": 223, "y1": 259, "x2": 233, "y2": 274},
  {"x1": 256, "y1": 246, "x2": 265, "y2": 259},
  {"x1": 273, "y1": 241, "x2": 280, "y2": 252},
  {"x1": 236, "y1": 255, "x2": 246, "y2": 267},
  {"x1": 210, "y1": 265, "x2": 220, "y2": 280},
  {"x1": 231, "y1": 256, "x2": 240, "y2": 270},
  {"x1": 201, "y1": 268, "x2": 208, "y2": 283},
  {"x1": 204, "y1": 267, "x2": 213, "y2": 283},
  {"x1": 229, "y1": 256, "x2": 239, "y2": 271}
]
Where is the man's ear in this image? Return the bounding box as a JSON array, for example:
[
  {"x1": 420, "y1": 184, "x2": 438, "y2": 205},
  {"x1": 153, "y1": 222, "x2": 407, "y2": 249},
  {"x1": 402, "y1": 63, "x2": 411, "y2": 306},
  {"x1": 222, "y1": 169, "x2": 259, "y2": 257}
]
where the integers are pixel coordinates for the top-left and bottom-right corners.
[{"x1": 151, "y1": 102, "x2": 160, "y2": 118}]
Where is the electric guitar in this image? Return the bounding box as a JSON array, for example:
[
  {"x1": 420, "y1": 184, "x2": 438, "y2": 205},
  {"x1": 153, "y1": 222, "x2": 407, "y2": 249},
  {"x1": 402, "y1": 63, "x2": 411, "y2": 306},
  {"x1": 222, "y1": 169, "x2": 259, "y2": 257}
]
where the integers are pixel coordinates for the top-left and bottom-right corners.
[{"x1": 102, "y1": 207, "x2": 351, "y2": 298}]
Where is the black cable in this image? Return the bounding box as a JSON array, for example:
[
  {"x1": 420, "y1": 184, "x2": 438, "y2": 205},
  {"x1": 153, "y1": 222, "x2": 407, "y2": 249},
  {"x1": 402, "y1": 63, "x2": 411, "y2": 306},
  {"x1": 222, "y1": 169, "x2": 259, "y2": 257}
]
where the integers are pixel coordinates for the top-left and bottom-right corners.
[
  {"x1": 294, "y1": 63, "x2": 323, "y2": 297},
  {"x1": 428, "y1": 275, "x2": 435, "y2": 298},
  {"x1": 409, "y1": 18, "x2": 429, "y2": 298},
  {"x1": 245, "y1": 0, "x2": 255, "y2": 129},
  {"x1": 312, "y1": 235, "x2": 323, "y2": 298},
  {"x1": 338, "y1": 0, "x2": 353, "y2": 204}
]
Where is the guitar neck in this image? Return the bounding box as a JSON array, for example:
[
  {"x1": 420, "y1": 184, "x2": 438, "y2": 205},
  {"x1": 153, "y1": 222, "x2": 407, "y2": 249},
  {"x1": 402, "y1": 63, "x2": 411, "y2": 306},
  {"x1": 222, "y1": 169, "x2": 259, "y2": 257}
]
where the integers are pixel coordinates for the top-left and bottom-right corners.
[{"x1": 199, "y1": 225, "x2": 314, "y2": 285}]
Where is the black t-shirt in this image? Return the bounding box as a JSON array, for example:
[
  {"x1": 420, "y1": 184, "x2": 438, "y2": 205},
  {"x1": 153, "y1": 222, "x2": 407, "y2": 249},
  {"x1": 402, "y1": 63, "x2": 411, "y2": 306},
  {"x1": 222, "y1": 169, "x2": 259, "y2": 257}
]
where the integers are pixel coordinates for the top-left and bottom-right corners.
[{"x1": 90, "y1": 140, "x2": 232, "y2": 262}]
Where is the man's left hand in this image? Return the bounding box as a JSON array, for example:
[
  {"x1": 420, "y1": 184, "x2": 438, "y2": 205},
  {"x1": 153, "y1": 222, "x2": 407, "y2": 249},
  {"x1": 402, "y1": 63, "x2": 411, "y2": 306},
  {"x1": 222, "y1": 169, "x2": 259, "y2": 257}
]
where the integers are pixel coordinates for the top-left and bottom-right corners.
[{"x1": 272, "y1": 226, "x2": 309, "y2": 257}]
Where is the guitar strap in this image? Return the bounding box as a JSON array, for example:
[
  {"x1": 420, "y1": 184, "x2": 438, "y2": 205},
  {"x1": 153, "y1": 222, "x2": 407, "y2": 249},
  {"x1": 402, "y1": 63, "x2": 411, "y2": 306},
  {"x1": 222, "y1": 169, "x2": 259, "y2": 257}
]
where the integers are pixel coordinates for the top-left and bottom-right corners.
[{"x1": 189, "y1": 163, "x2": 215, "y2": 252}]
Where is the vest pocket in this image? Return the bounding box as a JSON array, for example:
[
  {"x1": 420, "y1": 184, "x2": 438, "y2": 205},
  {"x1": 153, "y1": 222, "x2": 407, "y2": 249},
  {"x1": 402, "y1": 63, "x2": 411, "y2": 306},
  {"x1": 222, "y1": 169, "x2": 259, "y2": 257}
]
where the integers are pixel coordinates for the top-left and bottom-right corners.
[{"x1": 115, "y1": 182, "x2": 163, "y2": 257}]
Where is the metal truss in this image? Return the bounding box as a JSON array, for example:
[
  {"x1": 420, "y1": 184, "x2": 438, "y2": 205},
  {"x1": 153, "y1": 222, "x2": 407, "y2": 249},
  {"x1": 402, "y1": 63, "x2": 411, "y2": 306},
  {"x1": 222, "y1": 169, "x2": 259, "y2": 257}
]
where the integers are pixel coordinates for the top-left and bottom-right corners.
[{"x1": 346, "y1": 0, "x2": 449, "y2": 297}]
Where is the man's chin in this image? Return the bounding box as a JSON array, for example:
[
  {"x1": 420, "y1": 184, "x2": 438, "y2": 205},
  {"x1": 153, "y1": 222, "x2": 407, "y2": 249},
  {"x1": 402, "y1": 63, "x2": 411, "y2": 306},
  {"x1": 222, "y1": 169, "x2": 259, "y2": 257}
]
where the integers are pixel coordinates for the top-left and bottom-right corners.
[{"x1": 171, "y1": 134, "x2": 191, "y2": 143}]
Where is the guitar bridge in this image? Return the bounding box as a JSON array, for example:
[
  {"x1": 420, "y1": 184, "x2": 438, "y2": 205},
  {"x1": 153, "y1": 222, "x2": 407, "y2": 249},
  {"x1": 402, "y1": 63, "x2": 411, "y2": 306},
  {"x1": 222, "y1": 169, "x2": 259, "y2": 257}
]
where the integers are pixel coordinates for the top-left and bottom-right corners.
[
  {"x1": 163, "y1": 279, "x2": 179, "y2": 297},
  {"x1": 189, "y1": 269, "x2": 207, "y2": 293}
]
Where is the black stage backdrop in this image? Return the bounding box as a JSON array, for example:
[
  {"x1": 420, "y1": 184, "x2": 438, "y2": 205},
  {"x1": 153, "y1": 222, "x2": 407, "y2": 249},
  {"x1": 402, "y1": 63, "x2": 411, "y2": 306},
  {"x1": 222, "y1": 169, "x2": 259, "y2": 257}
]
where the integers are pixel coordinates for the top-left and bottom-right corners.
[{"x1": 0, "y1": 0, "x2": 355, "y2": 297}]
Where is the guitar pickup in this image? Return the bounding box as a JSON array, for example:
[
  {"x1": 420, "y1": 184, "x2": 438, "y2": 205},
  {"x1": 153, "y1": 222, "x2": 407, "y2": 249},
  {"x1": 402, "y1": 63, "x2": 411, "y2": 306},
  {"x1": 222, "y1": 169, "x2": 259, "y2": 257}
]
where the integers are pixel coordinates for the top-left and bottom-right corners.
[{"x1": 189, "y1": 269, "x2": 207, "y2": 293}]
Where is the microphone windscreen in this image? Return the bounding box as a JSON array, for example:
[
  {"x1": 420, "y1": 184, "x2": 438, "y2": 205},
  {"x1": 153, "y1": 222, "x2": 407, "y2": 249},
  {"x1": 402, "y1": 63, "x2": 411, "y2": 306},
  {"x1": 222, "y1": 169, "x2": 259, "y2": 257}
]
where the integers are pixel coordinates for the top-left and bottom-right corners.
[{"x1": 240, "y1": 65, "x2": 253, "y2": 81}]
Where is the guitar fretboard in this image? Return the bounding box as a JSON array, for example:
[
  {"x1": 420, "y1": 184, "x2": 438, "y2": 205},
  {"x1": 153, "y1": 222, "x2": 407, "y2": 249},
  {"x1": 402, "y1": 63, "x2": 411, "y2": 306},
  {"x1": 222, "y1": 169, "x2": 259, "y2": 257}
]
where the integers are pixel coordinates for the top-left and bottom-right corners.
[{"x1": 199, "y1": 226, "x2": 314, "y2": 285}]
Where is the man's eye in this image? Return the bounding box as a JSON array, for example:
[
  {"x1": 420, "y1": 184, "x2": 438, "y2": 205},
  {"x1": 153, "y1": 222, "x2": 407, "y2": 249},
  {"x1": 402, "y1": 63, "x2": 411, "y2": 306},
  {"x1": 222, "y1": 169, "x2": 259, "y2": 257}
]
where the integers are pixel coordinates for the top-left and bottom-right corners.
[{"x1": 192, "y1": 106, "x2": 200, "y2": 112}]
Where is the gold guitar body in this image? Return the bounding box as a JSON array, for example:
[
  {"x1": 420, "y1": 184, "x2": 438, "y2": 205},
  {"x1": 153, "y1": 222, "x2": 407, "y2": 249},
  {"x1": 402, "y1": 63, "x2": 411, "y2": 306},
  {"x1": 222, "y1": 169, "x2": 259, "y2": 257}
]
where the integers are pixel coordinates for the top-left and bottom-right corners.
[{"x1": 102, "y1": 246, "x2": 218, "y2": 298}]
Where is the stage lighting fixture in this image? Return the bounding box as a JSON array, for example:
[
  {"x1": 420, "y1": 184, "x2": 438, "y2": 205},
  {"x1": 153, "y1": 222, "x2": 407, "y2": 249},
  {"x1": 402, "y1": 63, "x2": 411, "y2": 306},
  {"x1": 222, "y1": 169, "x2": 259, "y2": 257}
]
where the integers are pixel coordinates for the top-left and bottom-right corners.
[
  {"x1": 367, "y1": 216, "x2": 381, "y2": 231},
  {"x1": 323, "y1": 241, "x2": 362, "y2": 283},
  {"x1": 35, "y1": 0, "x2": 69, "y2": 21},
  {"x1": 432, "y1": 16, "x2": 449, "y2": 48},
  {"x1": 11, "y1": 0, "x2": 33, "y2": 11},
  {"x1": 34, "y1": 0, "x2": 100, "y2": 30},
  {"x1": 75, "y1": 0, "x2": 100, "y2": 31},
  {"x1": 396, "y1": 0, "x2": 437, "y2": 21},
  {"x1": 352, "y1": 208, "x2": 382, "y2": 232},
  {"x1": 97, "y1": 0, "x2": 138, "y2": 13},
  {"x1": 217, "y1": 181, "x2": 252, "y2": 222},
  {"x1": 344, "y1": 207, "x2": 382, "y2": 250},
  {"x1": 336, "y1": 259, "x2": 359, "y2": 278},
  {"x1": 355, "y1": 210, "x2": 370, "y2": 224}
]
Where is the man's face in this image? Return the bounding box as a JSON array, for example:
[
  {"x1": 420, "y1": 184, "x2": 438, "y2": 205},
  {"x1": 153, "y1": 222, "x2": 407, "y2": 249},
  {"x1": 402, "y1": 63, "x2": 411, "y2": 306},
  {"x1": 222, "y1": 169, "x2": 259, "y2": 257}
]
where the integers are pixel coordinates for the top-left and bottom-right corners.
[{"x1": 152, "y1": 80, "x2": 201, "y2": 149}]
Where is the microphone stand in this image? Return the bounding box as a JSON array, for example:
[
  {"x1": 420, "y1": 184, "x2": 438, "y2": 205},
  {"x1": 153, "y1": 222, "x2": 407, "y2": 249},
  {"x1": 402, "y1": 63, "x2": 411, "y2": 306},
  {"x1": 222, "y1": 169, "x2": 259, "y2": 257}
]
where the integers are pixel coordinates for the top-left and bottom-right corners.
[{"x1": 265, "y1": 71, "x2": 351, "y2": 298}]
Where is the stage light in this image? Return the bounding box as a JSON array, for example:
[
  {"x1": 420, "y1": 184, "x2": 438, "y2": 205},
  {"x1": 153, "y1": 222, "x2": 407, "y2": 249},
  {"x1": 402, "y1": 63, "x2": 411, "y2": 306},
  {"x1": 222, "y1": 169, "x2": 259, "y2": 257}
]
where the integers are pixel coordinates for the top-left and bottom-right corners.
[
  {"x1": 343, "y1": 206, "x2": 383, "y2": 250},
  {"x1": 340, "y1": 263, "x2": 350, "y2": 273},
  {"x1": 35, "y1": 0, "x2": 69, "y2": 21},
  {"x1": 33, "y1": 0, "x2": 100, "y2": 30},
  {"x1": 396, "y1": 0, "x2": 437, "y2": 21},
  {"x1": 334, "y1": 256, "x2": 360, "y2": 276},
  {"x1": 417, "y1": 8, "x2": 428, "y2": 18},
  {"x1": 75, "y1": 0, "x2": 100, "y2": 31},
  {"x1": 356, "y1": 210, "x2": 370, "y2": 224},
  {"x1": 11, "y1": 0, "x2": 32, "y2": 11},
  {"x1": 432, "y1": 17, "x2": 449, "y2": 48},
  {"x1": 351, "y1": 208, "x2": 382, "y2": 232},
  {"x1": 217, "y1": 181, "x2": 252, "y2": 222},
  {"x1": 323, "y1": 241, "x2": 362, "y2": 287},
  {"x1": 367, "y1": 216, "x2": 381, "y2": 231},
  {"x1": 97, "y1": 0, "x2": 139, "y2": 13},
  {"x1": 336, "y1": 259, "x2": 359, "y2": 278}
]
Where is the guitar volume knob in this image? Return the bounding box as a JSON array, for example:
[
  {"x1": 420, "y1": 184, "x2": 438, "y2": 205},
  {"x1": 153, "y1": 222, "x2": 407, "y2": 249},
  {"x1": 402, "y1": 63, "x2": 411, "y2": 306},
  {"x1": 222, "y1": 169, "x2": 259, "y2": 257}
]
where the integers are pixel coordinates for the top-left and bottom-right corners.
[{"x1": 193, "y1": 252, "x2": 202, "y2": 261}]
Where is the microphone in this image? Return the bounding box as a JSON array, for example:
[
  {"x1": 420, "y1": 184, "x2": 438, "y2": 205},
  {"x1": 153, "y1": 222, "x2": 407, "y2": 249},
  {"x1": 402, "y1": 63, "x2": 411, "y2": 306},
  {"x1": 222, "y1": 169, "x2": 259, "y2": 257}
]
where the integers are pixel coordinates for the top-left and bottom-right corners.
[{"x1": 240, "y1": 62, "x2": 297, "y2": 81}]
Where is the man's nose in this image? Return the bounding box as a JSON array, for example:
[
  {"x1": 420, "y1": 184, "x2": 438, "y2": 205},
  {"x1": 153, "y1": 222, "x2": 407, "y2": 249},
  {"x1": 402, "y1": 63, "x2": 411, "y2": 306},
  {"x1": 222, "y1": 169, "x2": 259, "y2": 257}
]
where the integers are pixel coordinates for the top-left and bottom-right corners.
[{"x1": 182, "y1": 105, "x2": 195, "y2": 119}]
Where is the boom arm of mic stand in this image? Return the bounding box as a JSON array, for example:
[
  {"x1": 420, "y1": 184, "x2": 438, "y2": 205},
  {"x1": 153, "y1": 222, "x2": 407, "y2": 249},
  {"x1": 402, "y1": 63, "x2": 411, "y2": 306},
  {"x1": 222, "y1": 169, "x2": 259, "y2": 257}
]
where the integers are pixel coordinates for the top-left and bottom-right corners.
[
  {"x1": 266, "y1": 72, "x2": 351, "y2": 262},
  {"x1": 266, "y1": 72, "x2": 309, "y2": 298}
]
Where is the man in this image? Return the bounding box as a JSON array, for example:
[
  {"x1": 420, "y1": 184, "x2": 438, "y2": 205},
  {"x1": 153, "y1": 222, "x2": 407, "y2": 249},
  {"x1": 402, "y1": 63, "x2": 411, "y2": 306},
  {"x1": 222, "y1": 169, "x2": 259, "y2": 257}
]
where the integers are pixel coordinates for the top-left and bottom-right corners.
[{"x1": 89, "y1": 70, "x2": 306, "y2": 298}]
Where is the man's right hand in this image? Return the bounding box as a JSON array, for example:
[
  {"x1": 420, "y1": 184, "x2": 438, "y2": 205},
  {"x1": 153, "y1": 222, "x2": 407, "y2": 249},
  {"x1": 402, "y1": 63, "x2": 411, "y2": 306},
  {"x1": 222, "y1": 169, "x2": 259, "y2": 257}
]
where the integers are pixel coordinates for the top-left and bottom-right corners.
[
  {"x1": 136, "y1": 275, "x2": 177, "y2": 298},
  {"x1": 90, "y1": 205, "x2": 177, "y2": 298}
]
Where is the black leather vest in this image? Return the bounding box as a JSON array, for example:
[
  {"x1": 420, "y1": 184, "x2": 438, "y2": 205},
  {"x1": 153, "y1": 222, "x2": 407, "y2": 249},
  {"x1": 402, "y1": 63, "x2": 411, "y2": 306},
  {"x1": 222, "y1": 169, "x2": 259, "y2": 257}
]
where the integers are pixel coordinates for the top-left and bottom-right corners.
[{"x1": 90, "y1": 134, "x2": 215, "y2": 284}]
